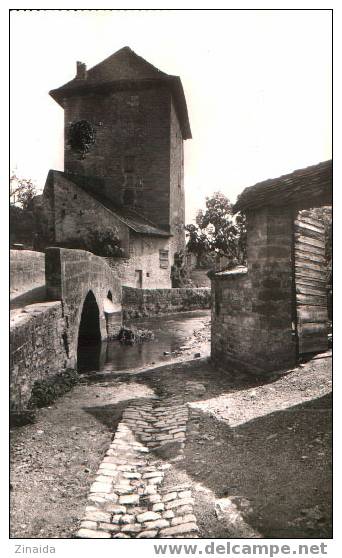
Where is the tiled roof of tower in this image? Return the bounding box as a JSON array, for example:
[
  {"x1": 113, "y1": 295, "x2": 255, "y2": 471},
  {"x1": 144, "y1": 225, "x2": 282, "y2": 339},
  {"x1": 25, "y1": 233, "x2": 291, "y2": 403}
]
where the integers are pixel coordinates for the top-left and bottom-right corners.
[
  {"x1": 233, "y1": 160, "x2": 332, "y2": 213},
  {"x1": 50, "y1": 171, "x2": 171, "y2": 237},
  {"x1": 49, "y1": 46, "x2": 192, "y2": 139}
]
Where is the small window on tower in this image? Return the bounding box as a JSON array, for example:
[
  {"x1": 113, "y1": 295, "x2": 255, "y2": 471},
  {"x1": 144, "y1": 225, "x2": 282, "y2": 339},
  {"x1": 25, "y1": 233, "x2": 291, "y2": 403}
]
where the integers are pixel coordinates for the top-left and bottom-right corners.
[
  {"x1": 124, "y1": 155, "x2": 135, "y2": 173},
  {"x1": 159, "y1": 250, "x2": 169, "y2": 269}
]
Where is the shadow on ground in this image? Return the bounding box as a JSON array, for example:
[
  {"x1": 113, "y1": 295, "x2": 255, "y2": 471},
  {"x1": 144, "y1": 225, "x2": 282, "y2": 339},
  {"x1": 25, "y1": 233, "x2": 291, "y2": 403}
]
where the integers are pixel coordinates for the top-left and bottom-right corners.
[
  {"x1": 81, "y1": 358, "x2": 332, "y2": 538},
  {"x1": 180, "y1": 393, "x2": 332, "y2": 538}
]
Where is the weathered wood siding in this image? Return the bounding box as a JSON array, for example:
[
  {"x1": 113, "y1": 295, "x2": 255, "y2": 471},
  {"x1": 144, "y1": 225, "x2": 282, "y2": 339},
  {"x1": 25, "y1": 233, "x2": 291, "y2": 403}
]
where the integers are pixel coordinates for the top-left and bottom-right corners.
[{"x1": 294, "y1": 212, "x2": 328, "y2": 354}]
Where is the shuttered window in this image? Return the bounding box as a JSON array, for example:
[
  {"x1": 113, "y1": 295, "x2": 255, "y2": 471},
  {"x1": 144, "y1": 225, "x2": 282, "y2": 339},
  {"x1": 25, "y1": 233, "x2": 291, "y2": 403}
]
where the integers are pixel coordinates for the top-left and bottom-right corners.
[{"x1": 159, "y1": 250, "x2": 169, "y2": 269}]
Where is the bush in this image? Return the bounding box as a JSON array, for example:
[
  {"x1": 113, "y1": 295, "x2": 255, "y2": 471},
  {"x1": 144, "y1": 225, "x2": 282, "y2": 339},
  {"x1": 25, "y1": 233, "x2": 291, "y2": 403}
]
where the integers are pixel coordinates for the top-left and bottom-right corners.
[
  {"x1": 57, "y1": 227, "x2": 123, "y2": 258},
  {"x1": 87, "y1": 227, "x2": 123, "y2": 257},
  {"x1": 28, "y1": 369, "x2": 79, "y2": 409},
  {"x1": 118, "y1": 327, "x2": 154, "y2": 345},
  {"x1": 10, "y1": 410, "x2": 37, "y2": 427}
]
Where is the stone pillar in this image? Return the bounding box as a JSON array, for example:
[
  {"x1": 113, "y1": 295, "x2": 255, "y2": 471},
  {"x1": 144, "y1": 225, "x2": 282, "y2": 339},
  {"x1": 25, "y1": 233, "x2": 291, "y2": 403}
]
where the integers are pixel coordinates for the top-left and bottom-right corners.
[{"x1": 246, "y1": 206, "x2": 296, "y2": 371}]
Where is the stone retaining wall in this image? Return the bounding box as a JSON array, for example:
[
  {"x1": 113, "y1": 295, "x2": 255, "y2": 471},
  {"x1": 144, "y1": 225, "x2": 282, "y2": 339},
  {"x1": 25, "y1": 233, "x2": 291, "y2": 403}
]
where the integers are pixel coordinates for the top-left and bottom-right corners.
[
  {"x1": 10, "y1": 301, "x2": 68, "y2": 413},
  {"x1": 10, "y1": 250, "x2": 45, "y2": 298},
  {"x1": 122, "y1": 287, "x2": 211, "y2": 321}
]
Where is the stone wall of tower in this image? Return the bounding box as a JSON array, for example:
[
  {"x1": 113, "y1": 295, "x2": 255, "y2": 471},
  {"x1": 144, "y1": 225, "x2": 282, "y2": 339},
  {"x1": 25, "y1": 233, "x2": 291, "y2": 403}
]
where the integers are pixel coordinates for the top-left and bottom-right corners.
[
  {"x1": 169, "y1": 97, "x2": 186, "y2": 255},
  {"x1": 63, "y1": 85, "x2": 175, "y2": 232}
]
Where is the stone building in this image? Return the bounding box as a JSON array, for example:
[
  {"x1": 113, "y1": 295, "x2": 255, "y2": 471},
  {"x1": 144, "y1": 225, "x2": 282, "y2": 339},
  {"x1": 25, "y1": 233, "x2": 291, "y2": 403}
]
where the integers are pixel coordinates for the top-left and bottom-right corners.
[
  {"x1": 210, "y1": 160, "x2": 332, "y2": 373},
  {"x1": 37, "y1": 46, "x2": 191, "y2": 288}
]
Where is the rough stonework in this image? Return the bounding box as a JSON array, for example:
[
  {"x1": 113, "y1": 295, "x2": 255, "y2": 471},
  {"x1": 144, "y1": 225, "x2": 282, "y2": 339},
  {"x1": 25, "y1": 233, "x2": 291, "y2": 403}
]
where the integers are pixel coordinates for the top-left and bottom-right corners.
[
  {"x1": 10, "y1": 247, "x2": 122, "y2": 412},
  {"x1": 211, "y1": 161, "x2": 332, "y2": 373},
  {"x1": 10, "y1": 301, "x2": 66, "y2": 412},
  {"x1": 211, "y1": 207, "x2": 296, "y2": 373},
  {"x1": 45, "y1": 247, "x2": 122, "y2": 363},
  {"x1": 36, "y1": 46, "x2": 192, "y2": 288},
  {"x1": 122, "y1": 286, "x2": 211, "y2": 320},
  {"x1": 105, "y1": 235, "x2": 172, "y2": 289}
]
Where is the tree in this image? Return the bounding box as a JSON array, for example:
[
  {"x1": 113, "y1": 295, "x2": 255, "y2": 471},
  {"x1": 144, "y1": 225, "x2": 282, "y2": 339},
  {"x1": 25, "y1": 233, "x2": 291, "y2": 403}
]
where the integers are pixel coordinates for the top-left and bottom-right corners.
[
  {"x1": 10, "y1": 173, "x2": 37, "y2": 210},
  {"x1": 171, "y1": 251, "x2": 193, "y2": 288},
  {"x1": 185, "y1": 192, "x2": 247, "y2": 268},
  {"x1": 10, "y1": 173, "x2": 38, "y2": 247}
]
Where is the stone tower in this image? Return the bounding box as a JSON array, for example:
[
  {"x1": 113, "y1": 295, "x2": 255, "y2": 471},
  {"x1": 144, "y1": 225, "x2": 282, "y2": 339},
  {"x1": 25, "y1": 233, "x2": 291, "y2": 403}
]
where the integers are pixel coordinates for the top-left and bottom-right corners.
[{"x1": 49, "y1": 46, "x2": 192, "y2": 254}]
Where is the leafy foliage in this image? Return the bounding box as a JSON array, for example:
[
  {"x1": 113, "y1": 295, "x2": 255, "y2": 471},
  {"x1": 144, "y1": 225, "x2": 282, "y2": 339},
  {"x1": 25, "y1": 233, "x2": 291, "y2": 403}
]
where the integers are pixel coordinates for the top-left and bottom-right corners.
[
  {"x1": 59, "y1": 226, "x2": 124, "y2": 257},
  {"x1": 186, "y1": 192, "x2": 247, "y2": 268},
  {"x1": 10, "y1": 173, "x2": 37, "y2": 210},
  {"x1": 10, "y1": 173, "x2": 38, "y2": 246},
  {"x1": 68, "y1": 120, "x2": 96, "y2": 158},
  {"x1": 87, "y1": 226, "x2": 123, "y2": 257},
  {"x1": 171, "y1": 251, "x2": 193, "y2": 288}
]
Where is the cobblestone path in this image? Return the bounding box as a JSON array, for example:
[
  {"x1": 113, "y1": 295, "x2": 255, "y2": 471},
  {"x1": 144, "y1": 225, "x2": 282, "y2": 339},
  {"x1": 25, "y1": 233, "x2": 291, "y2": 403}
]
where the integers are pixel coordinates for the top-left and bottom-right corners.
[{"x1": 76, "y1": 396, "x2": 199, "y2": 539}]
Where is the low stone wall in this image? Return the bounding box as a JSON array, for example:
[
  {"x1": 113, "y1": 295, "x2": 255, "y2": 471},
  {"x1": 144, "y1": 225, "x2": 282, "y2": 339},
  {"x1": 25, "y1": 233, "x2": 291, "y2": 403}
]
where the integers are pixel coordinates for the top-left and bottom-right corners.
[
  {"x1": 122, "y1": 287, "x2": 211, "y2": 321},
  {"x1": 10, "y1": 250, "x2": 45, "y2": 298},
  {"x1": 10, "y1": 301, "x2": 68, "y2": 413}
]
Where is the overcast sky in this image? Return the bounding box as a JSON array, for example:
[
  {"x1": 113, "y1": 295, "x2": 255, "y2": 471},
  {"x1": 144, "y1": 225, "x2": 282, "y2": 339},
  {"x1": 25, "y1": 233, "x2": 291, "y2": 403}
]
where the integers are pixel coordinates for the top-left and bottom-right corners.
[{"x1": 10, "y1": 9, "x2": 332, "y2": 222}]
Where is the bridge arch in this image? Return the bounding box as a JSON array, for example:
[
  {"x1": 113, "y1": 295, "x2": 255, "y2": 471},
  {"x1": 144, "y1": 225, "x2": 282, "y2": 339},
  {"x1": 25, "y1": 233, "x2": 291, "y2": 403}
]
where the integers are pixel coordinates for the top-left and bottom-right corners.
[
  {"x1": 77, "y1": 290, "x2": 102, "y2": 371},
  {"x1": 45, "y1": 247, "x2": 122, "y2": 368},
  {"x1": 77, "y1": 290, "x2": 101, "y2": 345}
]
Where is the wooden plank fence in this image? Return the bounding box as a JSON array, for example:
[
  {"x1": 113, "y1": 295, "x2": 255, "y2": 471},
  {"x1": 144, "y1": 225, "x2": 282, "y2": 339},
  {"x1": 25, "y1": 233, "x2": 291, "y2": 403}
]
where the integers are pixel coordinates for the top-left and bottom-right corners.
[{"x1": 294, "y1": 212, "x2": 328, "y2": 355}]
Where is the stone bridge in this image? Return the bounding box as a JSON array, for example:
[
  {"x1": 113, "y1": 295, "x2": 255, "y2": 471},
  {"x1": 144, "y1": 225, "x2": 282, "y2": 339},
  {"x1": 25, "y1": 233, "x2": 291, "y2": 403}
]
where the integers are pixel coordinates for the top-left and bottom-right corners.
[
  {"x1": 10, "y1": 247, "x2": 122, "y2": 413},
  {"x1": 45, "y1": 247, "x2": 122, "y2": 366},
  {"x1": 10, "y1": 247, "x2": 210, "y2": 414}
]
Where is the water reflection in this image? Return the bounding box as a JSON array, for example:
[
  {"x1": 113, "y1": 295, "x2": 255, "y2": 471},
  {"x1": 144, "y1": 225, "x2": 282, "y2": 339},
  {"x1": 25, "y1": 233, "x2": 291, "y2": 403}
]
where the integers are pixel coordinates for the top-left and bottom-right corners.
[{"x1": 78, "y1": 310, "x2": 210, "y2": 374}]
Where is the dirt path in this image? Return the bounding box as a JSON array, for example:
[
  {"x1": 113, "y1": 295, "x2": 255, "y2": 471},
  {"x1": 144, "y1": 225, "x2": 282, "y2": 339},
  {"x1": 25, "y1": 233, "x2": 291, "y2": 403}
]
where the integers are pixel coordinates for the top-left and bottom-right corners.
[
  {"x1": 10, "y1": 318, "x2": 332, "y2": 539},
  {"x1": 10, "y1": 380, "x2": 155, "y2": 538}
]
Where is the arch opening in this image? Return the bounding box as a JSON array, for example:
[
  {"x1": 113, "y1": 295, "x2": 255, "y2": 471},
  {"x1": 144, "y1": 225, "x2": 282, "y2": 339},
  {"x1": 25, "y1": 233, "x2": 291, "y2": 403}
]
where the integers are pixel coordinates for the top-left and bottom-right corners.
[{"x1": 77, "y1": 290, "x2": 101, "y2": 372}]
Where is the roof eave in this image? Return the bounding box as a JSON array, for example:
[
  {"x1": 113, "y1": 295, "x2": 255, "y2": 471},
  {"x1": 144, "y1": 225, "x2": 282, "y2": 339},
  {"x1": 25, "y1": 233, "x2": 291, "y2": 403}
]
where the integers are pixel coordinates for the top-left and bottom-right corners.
[
  {"x1": 233, "y1": 160, "x2": 332, "y2": 214},
  {"x1": 49, "y1": 75, "x2": 192, "y2": 139}
]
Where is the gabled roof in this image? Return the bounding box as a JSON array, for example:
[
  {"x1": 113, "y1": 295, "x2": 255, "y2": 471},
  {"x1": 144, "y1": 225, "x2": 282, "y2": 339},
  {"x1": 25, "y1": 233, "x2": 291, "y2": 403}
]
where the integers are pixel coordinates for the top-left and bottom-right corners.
[
  {"x1": 48, "y1": 170, "x2": 171, "y2": 238},
  {"x1": 85, "y1": 46, "x2": 168, "y2": 81},
  {"x1": 49, "y1": 46, "x2": 192, "y2": 140},
  {"x1": 233, "y1": 160, "x2": 332, "y2": 213}
]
